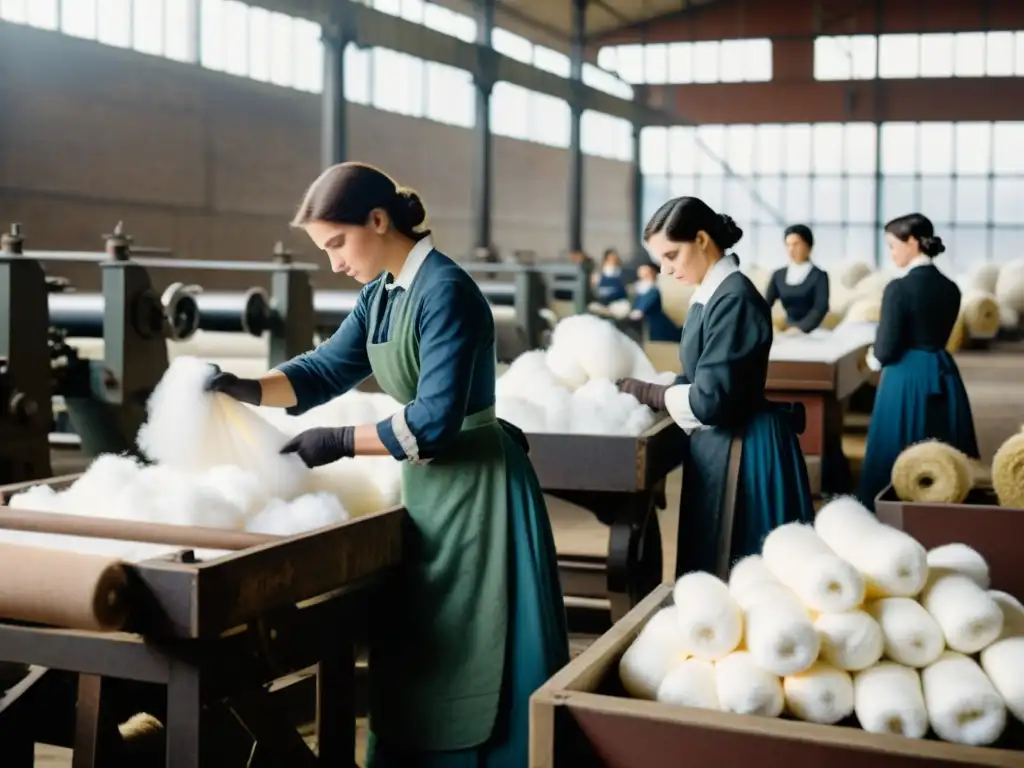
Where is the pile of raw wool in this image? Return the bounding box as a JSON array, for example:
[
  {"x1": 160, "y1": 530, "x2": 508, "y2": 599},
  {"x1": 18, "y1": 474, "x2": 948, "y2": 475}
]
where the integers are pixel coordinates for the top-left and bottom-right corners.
[
  {"x1": 619, "y1": 496, "x2": 1024, "y2": 747},
  {"x1": 3, "y1": 357, "x2": 403, "y2": 562},
  {"x1": 496, "y1": 314, "x2": 675, "y2": 435}
]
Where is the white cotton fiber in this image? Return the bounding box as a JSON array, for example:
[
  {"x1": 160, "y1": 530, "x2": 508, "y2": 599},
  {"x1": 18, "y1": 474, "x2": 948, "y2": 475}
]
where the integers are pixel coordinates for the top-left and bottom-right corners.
[
  {"x1": 137, "y1": 356, "x2": 308, "y2": 501},
  {"x1": 7, "y1": 483, "x2": 62, "y2": 513},
  {"x1": 673, "y1": 572, "x2": 743, "y2": 661},
  {"x1": 853, "y1": 662, "x2": 929, "y2": 739},
  {"x1": 919, "y1": 567, "x2": 1004, "y2": 654},
  {"x1": 728, "y1": 556, "x2": 819, "y2": 676},
  {"x1": 761, "y1": 523, "x2": 865, "y2": 613},
  {"x1": 656, "y1": 659, "x2": 720, "y2": 711},
  {"x1": 814, "y1": 496, "x2": 928, "y2": 598},
  {"x1": 922, "y1": 651, "x2": 1007, "y2": 746},
  {"x1": 60, "y1": 454, "x2": 145, "y2": 516},
  {"x1": 199, "y1": 464, "x2": 270, "y2": 519},
  {"x1": 926, "y1": 543, "x2": 990, "y2": 589},
  {"x1": 864, "y1": 597, "x2": 945, "y2": 668},
  {"x1": 783, "y1": 661, "x2": 854, "y2": 725},
  {"x1": 814, "y1": 611, "x2": 885, "y2": 671},
  {"x1": 305, "y1": 458, "x2": 396, "y2": 518},
  {"x1": 495, "y1": 350, "x2": 564, "y2": 399},
  {"x1": 979, "y1": 591, "x2": 1024, "y2": 722},
  {"x1": 546, "y1": 314, "x2": 640, "y2": 384},
  {"x1": 714, "y1": 651, "x2": 784, "y2": 718},
  {"x1": 245, "y1": 492, "x2": 349, "y2": 537},
  {"x1": 618, "y1": 607, "x2": 689, "y2": 699}
]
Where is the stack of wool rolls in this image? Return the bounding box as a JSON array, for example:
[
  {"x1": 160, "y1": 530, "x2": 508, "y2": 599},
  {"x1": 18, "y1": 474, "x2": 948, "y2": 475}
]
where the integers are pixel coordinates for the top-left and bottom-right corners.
[{"x1": 618, "y1": 496, "x2": 1024, "y2": 747}]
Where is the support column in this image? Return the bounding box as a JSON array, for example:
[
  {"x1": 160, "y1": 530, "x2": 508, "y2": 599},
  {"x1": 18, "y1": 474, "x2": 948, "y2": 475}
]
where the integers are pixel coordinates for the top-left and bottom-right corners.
[
  {"x1": 472, "y1": 0, "x2": 496, "y2": 252},
  {"x1": 321, "y1": 18, "x2": 351, "y2": 169},
  {"x1": 630, "y1": 86, "x2": 646, "y2": 251},
  {"x1": 567, "y1": 0, "x2": 588, "y2": 253}
]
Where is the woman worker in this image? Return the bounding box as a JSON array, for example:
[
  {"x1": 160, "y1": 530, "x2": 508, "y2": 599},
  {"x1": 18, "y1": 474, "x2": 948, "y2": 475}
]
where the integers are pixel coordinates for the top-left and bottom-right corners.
[
  {"x1": 764, "y1": 224, "x2": 830, "y2": 334},
  {"x1": 592, "y1": 247, "x2": 629, "y2": 305},
  {"x1": 616, "y1": 197, "x2": 814, "y2": 576},
  {"x1": 858, "y1": 213, "x2": 979, "y2": 511},
  {"x1": 630, "y1": 262, "x2": 682, "y2": 343},
  {"x1": 207, "y1": 162, "x2": 569, "y2": 767}
]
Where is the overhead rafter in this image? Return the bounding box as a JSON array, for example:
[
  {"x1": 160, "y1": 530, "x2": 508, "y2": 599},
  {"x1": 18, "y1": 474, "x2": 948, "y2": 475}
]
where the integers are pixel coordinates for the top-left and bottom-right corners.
[{"x1": 585, "y1": 0, "x2": 734, "y2": 45}]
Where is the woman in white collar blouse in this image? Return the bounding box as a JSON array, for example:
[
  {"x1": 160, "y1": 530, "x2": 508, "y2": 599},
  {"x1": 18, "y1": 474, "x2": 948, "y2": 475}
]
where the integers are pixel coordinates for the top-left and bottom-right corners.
[
  {"x1": 858, "y1": 213, "x2": 979, "y2": 511},
  {"x1": 764, "y1": 224, "x2": 830, "y2": 334},
  {"x1": 617, "y1": 197, "x2": 814, "y2": 577}
]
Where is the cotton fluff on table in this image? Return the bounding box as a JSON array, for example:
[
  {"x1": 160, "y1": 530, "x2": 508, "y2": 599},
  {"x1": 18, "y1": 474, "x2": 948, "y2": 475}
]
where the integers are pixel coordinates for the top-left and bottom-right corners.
[
  {"x1": 3, "y1": 356, "x2": 404, "y2": 562},
  {"x1": 618, "y1": 495, "x2": 1022, "y2": 748}
]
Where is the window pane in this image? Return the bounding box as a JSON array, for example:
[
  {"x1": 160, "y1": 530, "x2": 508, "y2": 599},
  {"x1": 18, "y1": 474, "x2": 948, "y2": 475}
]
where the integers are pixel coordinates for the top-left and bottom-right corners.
[
  {"x1": 725, "y1": 125, "x2": 756, "y2": 175},
  {"x1": 269, "y1": 11, "x2": 294, "y2": 87},
  {"x1": 783, "y1": 125, "x2": 812, "y2": 174},
  {"x1": 134, "y1": 0, "x2": 164, "y2": 55},
  {"x1": 718, "y1": 39, "x2": 747, "y2": 83},
  {"x1": 918, "y1": 123, "x2": 953, "y2": 174},
  {"x1": 344, "y1": 43, "x2": 370, "y2": 103},
  {"x1": 992, "y1": 178, "x2": 1024, "y2": 226},
  {"x1": 955, "y1": 122, "x2": 991, "y2": 174},
  {"x1": 850, "y1": 36, "x2": 878, "y2": 79},
  {"x1": 373, "y1": 48, "x2": 404, "y2": 112},
  {"x1": 696, "y1": 125, "x2": 726, "y2": 175},
  {"x1": 667, "y1": 42, "x2": 693, "y2": 83},
  {"x1": 844, "y1": 122, "x2": 877, "y2": 173},
  {"x1": 954, "y1": 177, "x2": 990, "y2": 224},
  {"x1": 754, "y1": 125, "x2": 784, "y2": 174},
  {"x1": 993, "y1": 122, "x2": 1024, "y2": 173},
  {"x1": 596, "y1": 47, "x2": 616, "y2": 71},
  {"x1": 992, "y1": 228, "x2": 1023, "y2": 263},
  {"x1": 953, "y1": 32, "x2": 986, "y2": 77},
  {"x1": 919, "y1": 177, "x2": 954, "y2": 225},
  {"x1": 97, "y1": 0, "x2": 130, "y2": 48},
  {"x1": 534, "y1": 45, "x2": 570, "y2": 78},
  {"x1": 881, "y1": 177, "x2": 916, "y2": 220},
  {"x1": 918, "y1": 34, "x2": 954, "y2": 78},
  {"x1": 428, "y1": 66, "x2": 473, "y2": 128},
  {"x1": 642, "y1": 175, "x2": 671, "y2": 224},
  {"x1": 753, "y1": 225, "x2": 781, "y2": 268},
  {"x1": 492, "y1": 28, "x2": 532, "y2": 63},
  {"x1": 532, "y1": 94, "x2": 570, "y2": 148},
  {"x1": 879, "y1": 34, "x2": 919, "y2": 78},
  {"x1": 985, "y1": 31, "x2": 1016, "y2": 77},
  {"x1": 845, "y1": 226, "x2": 876, "y2": 266},
  {"x1": 1016, "y1": 32, "x2": 1024, "y2": 76},
  {"x1": 401, "y1": 0, "x2": 424, "y2": 24},
  {"x1": 692, "y1": 41, "x2": 720, "y2": 83},
  {"x1": 200, "y1": 0, "x2": 224, "y2": 70},
  {"x1": 221, "y1": 0, "x2": 248, "y2": 75},
  {"x1": 752, "y1": 176, "x2": 783, "y2": 224},
  {"x1": 9, "y1": 0, "x2": 59, "y2": 28},
  {"x1": 745, "y1": 39, "x2": 773, "y2": 81},
  {"x1": 667, "y1": 126, "x2": 698, "y2": 175},
  {"x1": 292, "y1": 18, "x2": 323, "y2": 93},
  {"x1": 373, "y1": 0, "x2": 399, "y2": 14},
  {"x1": 724, "y1": 177, "x2": 755, "y2": 223},
  {"x1": 639, "y1": 127, "x2": 668, "y2": 175},
  {"x1": 491, "y1": 82, "x2": 529, "y2": 140},
  {"x1": 696, "y1": 176, "x2": 725, "y2": 212},
  {"x1": 812, "y1": 176, "x2": 844, "y2": 223},
  {"x1": 881, "y1": 122, "x2": 917, "y2": 173},
  {"x1": 62, "y1": 0, "x2": 98, "y2": 39},
  {"x1": 164, "y1": 0, "x2": 191, "y2": 62},
  {"x1": 814, "y1": 36, "x2": 850, "y2": 80},
  {"x1": 614, "y1": 44, "x2": 645, "y2": 83},
  {"x1": 644, "y1": 44, "x2": 668, "y2": 84},
  {"x1": 783, "y1": 176, "x2": 812, "y2": 222},
  {"x1": 669, "y1": 175, "x2": 696, "y2": 199},
  {"x1": 812, "y1": 226, "x2": 845, "y2": 270},
  {"x1": 248, "y1": 6, "x2": 272, "y2": 82},
  {"x1": 845, "y1": 177, "x2": 876, "y2": 224},
  {"x1": 812, "y1": 123, "x2": 844, "y2": 173},
  {"x1": 947, "y1": 227, "x2": 986, "y2": 272}
]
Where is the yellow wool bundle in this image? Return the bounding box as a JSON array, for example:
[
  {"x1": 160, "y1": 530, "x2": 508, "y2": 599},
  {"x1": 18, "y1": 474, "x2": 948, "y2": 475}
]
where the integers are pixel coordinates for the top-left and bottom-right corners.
[{"x1": 891, "y1": 440, "x2": 973, "y2": 504}]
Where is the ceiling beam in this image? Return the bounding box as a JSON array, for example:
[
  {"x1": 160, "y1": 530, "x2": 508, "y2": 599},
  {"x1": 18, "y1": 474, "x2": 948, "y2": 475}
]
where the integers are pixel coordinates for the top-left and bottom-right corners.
[{"x1": 585, "y1": 0, "x2": 734, "y2": 44}]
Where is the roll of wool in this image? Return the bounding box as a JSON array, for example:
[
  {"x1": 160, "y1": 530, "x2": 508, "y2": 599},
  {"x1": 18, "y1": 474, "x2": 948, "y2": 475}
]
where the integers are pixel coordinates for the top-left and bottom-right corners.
[
  {"x1": 995, "y1": 260, "x2": 1024, "y2": 314},
  {"x1": 852, "y1": 662, "x2": 929, "y2": 739},
  {"x1": 979, "y1": 591, "x2": 1024, "y2": 722},
  {"x1": 814, "y1": 610, "x2": 885, "y2": 672},
  {"x1": 962, "y1": 289, "x2": 1001, "y2": 339},
  {"x1": 782, "y1": 661, "x2": 855, "y2": 726},
  {"x1": 864, "y1": 597, "x2": 945, "y2": 668},
  {"x1": 837, "y1": 261, "x2": 872, "y2": 290},
  {"x1": 1000, "y1": 304, "x2": 1020, "y2": 330},
  {"x1": 922, "y1": 651, "x2": 1007, "y2": 746},
  {"x1": 714, "y1": 651, "x2": 784, "y2": 718},
  {"x1": 761, "y1": 523, "x2": 865, "y2": 613},
  {"x1": 656, "y1": 659, "x2": 720, "y2": 711},
  {"x1": 992, "y1": 431, "x2": 1024, "y2": 510},
  {"x1": 920, "y1": 568, "x2": 1004, "y2": 654},
  {"x1": 728, "y1": 563, "x2": 819, "y2": 677},
  {"x1": 672, "y1": 572, "x2": 744, "y2": 661},
  {"x1": 890, "y1": 440, "x2": 973, "y2": 505},
  {"x1": 844, "y1": 297, "x2": 881, "y2": 324},
  {"x1": 813, "y1": 495, "x2": 928, "y2": 599},
  {"x1": 618, "y1": 607, "x2": 690, "y2": 700},
  {"x1": 926, "y1": 543, "x2": 990, "y2": 589}
]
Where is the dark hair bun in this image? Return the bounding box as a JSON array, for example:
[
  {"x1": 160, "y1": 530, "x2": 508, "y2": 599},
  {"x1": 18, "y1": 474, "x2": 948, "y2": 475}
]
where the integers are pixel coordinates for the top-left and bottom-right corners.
[
  {"x1": 919, "y1": 235, "x2": 945, "y2": 257},
  {"x1": 397, "y1": 188, "x2": 427, "y2": 229},
  {"x1": 717, "y1": 214, "x2": 743, "y2": 249}
]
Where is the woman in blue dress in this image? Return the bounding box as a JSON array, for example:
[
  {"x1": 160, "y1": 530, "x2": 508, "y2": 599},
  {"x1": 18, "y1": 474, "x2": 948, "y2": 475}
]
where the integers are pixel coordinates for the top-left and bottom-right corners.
[
  {"x1": 857, "y1": 213, "x2": 979, "y2": 511},
  {"x1": 764, "y1": 224, "x2": 830, "y2": 334},
  {"x1": 207, "y1": 162, "x2": 569, "y2": 767},
  {"x1": 630, "y1": 263, "x2": 682, "y2": 343},
  {"x1": 592, "y1": 247, "x2": 629, "y2": 305},
  {"x1": 617, "y1": 197, "x2": 814, "y2": 577}
]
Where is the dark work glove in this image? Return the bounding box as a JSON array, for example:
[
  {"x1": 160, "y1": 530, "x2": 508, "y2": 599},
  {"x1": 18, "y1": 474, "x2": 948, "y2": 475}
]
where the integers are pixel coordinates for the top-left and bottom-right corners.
[
  {"x1": 616, "y1": 377, "x2": 669, "y2": 412},
  {"x1": 204, "y1": 365, "x2": 262, "y2": 406},
  {"x1": 280, "y1": 426, "x2": 355, "y2": 468}
]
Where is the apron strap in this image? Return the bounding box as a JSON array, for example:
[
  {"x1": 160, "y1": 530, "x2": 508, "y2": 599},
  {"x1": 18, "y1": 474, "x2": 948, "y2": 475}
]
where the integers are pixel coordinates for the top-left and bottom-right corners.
[{"x1": 715, "y1": 435, "x2": 744, "y2": 580}]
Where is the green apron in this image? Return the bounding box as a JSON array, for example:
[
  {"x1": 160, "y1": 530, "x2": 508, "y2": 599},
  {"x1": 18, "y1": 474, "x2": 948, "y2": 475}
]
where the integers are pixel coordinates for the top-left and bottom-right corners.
[{"x1": 365, "y1": 276, "x2": 510, "y2": 751}]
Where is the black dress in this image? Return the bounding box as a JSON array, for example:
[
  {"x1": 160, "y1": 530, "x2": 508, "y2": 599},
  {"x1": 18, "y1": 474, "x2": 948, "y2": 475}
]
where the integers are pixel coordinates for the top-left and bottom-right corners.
[{"x1": 764, "y1": 264, "x2": 830, "y2": 333}]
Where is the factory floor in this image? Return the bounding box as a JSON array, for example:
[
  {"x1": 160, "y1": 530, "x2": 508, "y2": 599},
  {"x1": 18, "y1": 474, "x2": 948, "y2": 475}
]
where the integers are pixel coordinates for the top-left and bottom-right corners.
[{"x1": 31, "y1": 343, "x2": 1024, "y2": 766}]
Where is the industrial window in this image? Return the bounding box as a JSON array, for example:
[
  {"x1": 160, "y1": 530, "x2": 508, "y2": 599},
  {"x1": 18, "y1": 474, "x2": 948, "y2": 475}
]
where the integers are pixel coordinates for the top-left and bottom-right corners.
[
  {"x1": 596, "y1": 39, "x2": 773, "y2": 84},
  {"x1": 640, "y1": 122, "x2": 1024, "y2": 272},
  {"x1": 815, "y1": 32, "x2": 1024, "y2": 80},
  {"x1": 0, "y1": 0, "x2": 59, "y2": 28}
]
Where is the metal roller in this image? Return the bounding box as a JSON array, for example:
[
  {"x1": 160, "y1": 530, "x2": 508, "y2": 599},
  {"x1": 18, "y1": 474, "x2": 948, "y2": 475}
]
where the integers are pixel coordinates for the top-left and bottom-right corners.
[{"x1": 47, "y1": 282, "x2": 201, "y2": 342}]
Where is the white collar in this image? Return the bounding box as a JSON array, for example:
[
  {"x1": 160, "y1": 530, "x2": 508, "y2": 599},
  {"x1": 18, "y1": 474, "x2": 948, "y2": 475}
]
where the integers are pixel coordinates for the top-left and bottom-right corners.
[
  {"x1": 385, "y1": 235, "x2": 434, "y2": 291},
  {"x1": 691, "y1": 254, "x2": 739, "y2": 307},
  {"x1": 785, "y1": 260, "x2": 813, "y2": 286},
  {"x1": 907, "y1": 255, "x2": 931, "y2": 272},
  {"x1": 633, "y1": 279, "x2": 655, "y2": 295}
]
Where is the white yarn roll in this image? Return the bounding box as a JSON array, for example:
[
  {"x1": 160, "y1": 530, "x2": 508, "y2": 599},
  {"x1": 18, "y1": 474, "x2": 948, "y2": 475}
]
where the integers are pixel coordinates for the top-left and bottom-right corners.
[
  {"x1": 979, "y1": 591, "x2": 1024, "y2": 722},
  {"x1": 926, "y1": 543, "x2": 990, "y2": 589},
  {"x1": 761, "y1": 523, "x2": 865, "y2": 612},
  {"x1": 814, "y1": 610, "x2": 885, "y2": 671},
  {"x1": 783, "y1": 661, "x2": 855, "y2": 725},
  {"x1": 618, "y1": 607, "x2": 689, "y2": 699},
  {"x1": 673, "y1": 572, "x2": 744, "y2": 661},
  {"x1": 656, "y1": 659, "x2": 720, "y2": 710},
  {"x1": 864, "y1": 597, "x2": 945, "y2": 668},
  {"x1": 714, "y1": 651, "x2": 784, "y2": 718},
  {"x1": 920, "y1": 568, "x2": 1004, "y2": 654},
  {"x1": 853, "y1": 662, "x2": 929, "y2": 738},
  {"x1": 922, "y1": 651, "x2": 1007, "y2": 746},
  {"x1": 813, "y1": 496, "x2": 928, "y2": 598}
]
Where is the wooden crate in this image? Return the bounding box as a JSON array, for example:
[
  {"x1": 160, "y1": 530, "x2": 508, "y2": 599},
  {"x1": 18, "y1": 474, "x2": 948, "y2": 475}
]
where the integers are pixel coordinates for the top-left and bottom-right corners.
[{"x1": 531, "y1": 584, "x2": 1023, "y2": 768}]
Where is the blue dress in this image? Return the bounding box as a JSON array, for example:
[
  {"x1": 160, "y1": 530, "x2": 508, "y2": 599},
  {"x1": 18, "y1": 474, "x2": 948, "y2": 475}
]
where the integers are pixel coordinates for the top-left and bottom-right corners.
[
  {"x1": 594, "y1": 270, "x2": 628, "y2": 305},
  {"x1": 276, "y1": 238, "x2": 569, "y2": 766},
  {"x1": 858, "y1": 262, "x2": 979, "y2": 510},
  {"x1": 633, "y1": 286, "x2": 682, "y2": 343},
  {"x1": 664, "y1": 257, "x2": 815, "y2": 575}
]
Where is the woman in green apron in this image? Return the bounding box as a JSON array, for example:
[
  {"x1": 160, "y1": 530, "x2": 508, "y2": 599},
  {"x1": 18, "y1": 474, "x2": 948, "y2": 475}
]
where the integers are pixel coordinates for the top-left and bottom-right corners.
[{"x1": 208, "y1": 162, "x2": 569, "y2": 766}]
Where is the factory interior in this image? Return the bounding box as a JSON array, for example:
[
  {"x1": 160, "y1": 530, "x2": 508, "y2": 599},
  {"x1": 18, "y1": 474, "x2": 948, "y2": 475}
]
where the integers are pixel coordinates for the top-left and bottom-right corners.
[{"x1": 2, "y1": 0, "x2": 1024, "y2": 765}]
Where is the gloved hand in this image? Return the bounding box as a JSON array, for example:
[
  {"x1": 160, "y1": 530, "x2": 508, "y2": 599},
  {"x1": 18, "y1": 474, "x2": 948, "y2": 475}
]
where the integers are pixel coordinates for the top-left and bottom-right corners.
[
  {"x1": 280, "y1": 426, "x2": 355, "y2": 468},
  {"x1": 616, "y1": 378, "x2": 669, "y2": 411},
  {"x1": 205, "y1": 365, "x2": 262, "y2": 406}
]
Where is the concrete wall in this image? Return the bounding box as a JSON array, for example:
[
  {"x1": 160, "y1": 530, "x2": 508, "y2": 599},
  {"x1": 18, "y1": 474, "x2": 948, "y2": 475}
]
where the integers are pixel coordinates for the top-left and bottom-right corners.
[{"x1": 0, "y1": 21, "x2": 633, "y2": 292}]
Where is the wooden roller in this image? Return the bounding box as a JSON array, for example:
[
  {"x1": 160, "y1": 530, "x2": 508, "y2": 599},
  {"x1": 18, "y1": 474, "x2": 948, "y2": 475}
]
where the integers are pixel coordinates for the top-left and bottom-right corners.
[
  {"x1": 0, "y1": 506, "x2": 279, "y2": 551},
  {"x1": 0, "y1": 542, "x2": 130, "y2": 631}
]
